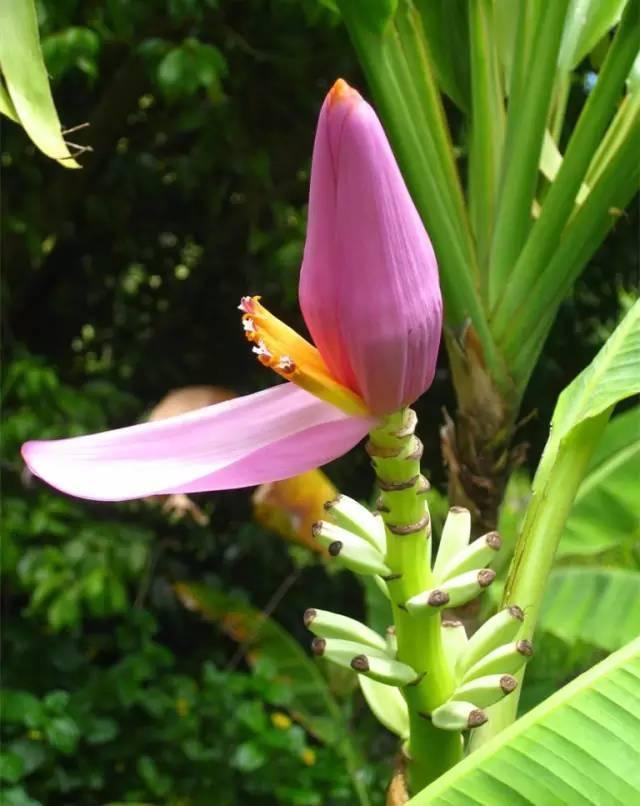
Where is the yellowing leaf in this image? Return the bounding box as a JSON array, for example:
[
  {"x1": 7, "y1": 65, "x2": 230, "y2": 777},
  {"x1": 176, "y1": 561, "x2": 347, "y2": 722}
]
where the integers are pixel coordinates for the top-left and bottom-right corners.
[{"x1": 252, "y1": 469, "x2": 338, "y2": 553}]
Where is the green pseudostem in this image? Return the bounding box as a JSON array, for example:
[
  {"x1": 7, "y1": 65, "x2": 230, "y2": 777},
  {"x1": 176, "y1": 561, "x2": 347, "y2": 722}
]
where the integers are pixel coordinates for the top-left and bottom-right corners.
[{"x1": 368, "y1": 409, "x2": 461, "y2": 789}]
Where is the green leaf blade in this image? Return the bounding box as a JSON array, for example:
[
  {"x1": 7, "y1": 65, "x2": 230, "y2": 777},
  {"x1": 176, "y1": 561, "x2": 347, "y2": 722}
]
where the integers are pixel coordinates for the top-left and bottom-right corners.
[
  {"x1": 494, "y1": 0, "x2": 640, "y2": 349},
  {"x1": 415, "y1": 0, "x2": 470, "y2": 110},
  {"x1": 467, "y1": 0, "x2": 505, "y2": 273},
  {"x1": 540, "y1": 568, "x2": 640, "y2": 651},
  {"x1": 506, "y1": 123, "x2": 640, "y2": 385},
  {"x1": 0, "y1": 0, "x2": 80, "y2": 167},
  {"x1": 488, "y1": 0, "x2": 570, "y2": 304},
  {"x1": 558, "y1": 0, "x2": 628, "y2": 72},
  {"x1": 409, "y1": 639, "x2": 640, "y2": 804},
  {"x1": 0, "y1": 78, "x2": 18, "y2": 121},
  {"x1": 553, "y1": 298, "x2": 640, "y2": 440},
  {"x1": 559, "y1": 406, "x2": 640, "y2": 558}
]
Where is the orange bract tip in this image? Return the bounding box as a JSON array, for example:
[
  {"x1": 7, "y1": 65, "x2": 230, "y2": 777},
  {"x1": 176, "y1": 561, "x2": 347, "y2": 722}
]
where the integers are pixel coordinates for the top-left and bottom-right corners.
[{"x1": 328, "y1": 78, "x2": 358, "y2": 105}]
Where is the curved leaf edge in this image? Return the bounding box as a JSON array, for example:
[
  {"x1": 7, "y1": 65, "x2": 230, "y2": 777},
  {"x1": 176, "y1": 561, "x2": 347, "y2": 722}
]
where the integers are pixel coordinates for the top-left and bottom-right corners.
[{"x1": 408, "y1": 635, "x2": 640, "y2": 803}]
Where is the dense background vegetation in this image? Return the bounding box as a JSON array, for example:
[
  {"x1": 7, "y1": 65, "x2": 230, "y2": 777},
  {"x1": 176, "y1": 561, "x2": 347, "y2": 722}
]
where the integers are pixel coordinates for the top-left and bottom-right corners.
[{"x1": 1, "y1": 2, "x2": 637, "y2": 803}]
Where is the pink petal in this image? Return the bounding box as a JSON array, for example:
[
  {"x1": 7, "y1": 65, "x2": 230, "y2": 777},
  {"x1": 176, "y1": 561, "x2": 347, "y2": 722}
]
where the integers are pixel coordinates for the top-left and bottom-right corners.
[
  {"x1": 299, "y1": 80, "x2": 443, "y2": 415},
  {"x1": 21, "y1": 384, "x2": 376, "y2": 501}
]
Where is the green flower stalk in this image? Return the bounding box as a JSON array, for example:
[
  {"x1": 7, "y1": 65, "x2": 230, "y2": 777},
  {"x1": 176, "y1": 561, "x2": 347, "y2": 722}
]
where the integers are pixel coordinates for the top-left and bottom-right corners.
[
  {"x1": 367, "y1": 409, "x2": 460, "y2": 788},
  {"x1": 310, "y1": 409, "x2": 528, "y2": 791}
]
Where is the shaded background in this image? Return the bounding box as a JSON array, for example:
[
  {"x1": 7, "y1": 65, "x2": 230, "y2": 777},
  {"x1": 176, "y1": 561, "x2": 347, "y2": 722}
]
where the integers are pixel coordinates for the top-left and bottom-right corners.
[{"x1": 1, "y1": 2, "x2": 637, "y2": 804}]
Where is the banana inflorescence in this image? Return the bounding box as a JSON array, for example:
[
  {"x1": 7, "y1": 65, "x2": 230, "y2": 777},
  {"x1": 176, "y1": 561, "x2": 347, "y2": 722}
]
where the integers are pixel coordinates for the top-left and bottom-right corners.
[{"x1": 305, "y1": 498, "x2": 533, "y2": 740}]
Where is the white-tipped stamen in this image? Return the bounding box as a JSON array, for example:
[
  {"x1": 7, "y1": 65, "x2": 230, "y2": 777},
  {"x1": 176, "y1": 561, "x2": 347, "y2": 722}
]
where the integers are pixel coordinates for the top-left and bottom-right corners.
[
  {"x1": 252, "y1": 339, "x2": 271, "y2": 358},
  {"x1": 278, "y1": 355, "x2": 295, "y2": 372}
]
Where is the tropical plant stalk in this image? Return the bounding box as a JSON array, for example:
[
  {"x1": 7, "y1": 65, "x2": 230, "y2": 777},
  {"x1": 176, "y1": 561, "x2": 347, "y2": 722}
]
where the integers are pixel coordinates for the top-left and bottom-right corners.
[
  {"x1": 503, "y1": 412, "x2": 612, "y2": 635},
  {"x1": 472, "y1": 297, "x2": 640, "y2": 746},
  {"x1": 368, "y1": 409, "x2": 460, "y2": 788},
  {"x1": 470, "y1": 410, "x2": 612, "y2": 748}
]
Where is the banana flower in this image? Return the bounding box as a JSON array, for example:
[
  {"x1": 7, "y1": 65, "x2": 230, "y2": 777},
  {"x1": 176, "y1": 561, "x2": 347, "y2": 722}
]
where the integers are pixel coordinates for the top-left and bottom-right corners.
[{"x1": 21, "y1": 79, "x2": 442, "y2": 501}]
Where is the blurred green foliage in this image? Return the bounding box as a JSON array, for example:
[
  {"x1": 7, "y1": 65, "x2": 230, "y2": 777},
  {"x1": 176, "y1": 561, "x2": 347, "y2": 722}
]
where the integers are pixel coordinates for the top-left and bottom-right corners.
[
  {"x1": 1, "y1": 609, "x2": 376, "y2": 805},
  {"x1": 1, "y1": 0, "x2": 638, "y2": 803},
  {"x1": 2, "y1": 355, "x2": 391, "y2": 804}
]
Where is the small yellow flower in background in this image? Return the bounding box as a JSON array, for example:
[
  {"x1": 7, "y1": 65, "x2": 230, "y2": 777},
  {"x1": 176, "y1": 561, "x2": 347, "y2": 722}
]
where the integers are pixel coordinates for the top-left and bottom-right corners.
[
  {"x1": 175, "y1": 697, "x2": 190, "y2": 717},
  {"x1": 301, "y1": 747, "x2": 316, "y2": 766},
  {"x1": 28, "y1": 729, "x2": 43, "y2": 741},
  {"x1": 271, "y1": 711, "x2": 292, "y2": 730}
]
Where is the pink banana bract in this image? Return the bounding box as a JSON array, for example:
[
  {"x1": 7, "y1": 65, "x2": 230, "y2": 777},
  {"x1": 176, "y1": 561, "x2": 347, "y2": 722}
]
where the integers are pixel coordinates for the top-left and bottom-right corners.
[{"x1": 22, "y1": 79, "x2": 442, "y2": 502}]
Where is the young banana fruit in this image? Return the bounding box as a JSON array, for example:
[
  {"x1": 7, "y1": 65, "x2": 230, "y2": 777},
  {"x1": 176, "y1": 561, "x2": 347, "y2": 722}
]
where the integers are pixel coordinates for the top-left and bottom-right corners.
[
  {"x1": 405, "y1": 568, "x2": 496, "y2": 612},
  {"x1": 457, "y1": 606, "x2": 525, "y2": 677},
  {"x1": 324, "y1": 494, "x2": 386, "y2": 553},
  {"x1": 311, "y1": 637, "x2": 418, "y2": 686},
  {"x1": 312, "y1": 520, "x2": 391, "y2": 577},
  {"x1": 304, "y1": 608, "x2": 387, "y2": 652}
]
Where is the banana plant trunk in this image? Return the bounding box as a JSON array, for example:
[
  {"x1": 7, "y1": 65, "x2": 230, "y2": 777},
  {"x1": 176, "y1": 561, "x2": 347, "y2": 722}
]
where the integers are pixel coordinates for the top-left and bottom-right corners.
[{"x1": 441, "y1": 329, "x2": 526, "y2": 535}]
